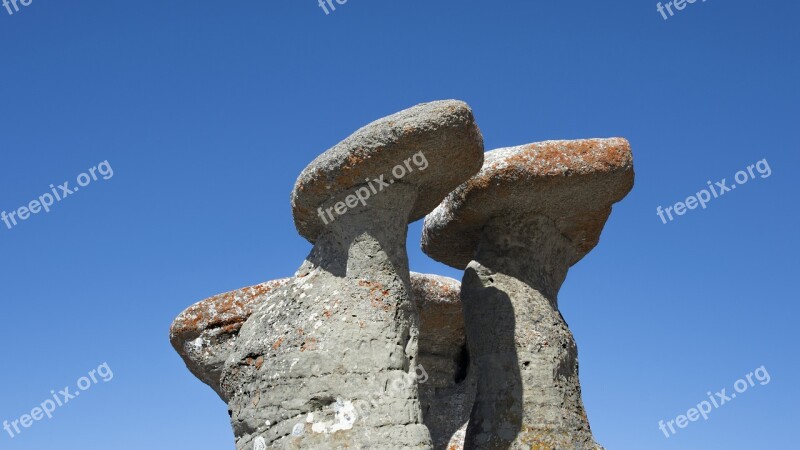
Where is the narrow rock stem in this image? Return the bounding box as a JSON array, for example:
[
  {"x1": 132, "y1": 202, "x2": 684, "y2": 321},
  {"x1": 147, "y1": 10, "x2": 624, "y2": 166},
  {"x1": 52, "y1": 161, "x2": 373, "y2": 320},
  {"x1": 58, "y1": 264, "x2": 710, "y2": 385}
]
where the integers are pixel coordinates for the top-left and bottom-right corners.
[
  {"x1": 222, "y1": 183, "x2": 432, "y2": 449},
  {"x1": 462, "y1": 214, "x2": 601, "y2": 449}
]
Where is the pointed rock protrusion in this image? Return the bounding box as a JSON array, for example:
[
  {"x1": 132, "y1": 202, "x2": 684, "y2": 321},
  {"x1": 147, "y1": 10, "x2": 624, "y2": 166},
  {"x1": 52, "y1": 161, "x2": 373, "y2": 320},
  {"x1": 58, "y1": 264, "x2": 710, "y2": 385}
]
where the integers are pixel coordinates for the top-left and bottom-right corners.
[{"x1": 169, "y1": 278, "x2": 291, "y2": 401}]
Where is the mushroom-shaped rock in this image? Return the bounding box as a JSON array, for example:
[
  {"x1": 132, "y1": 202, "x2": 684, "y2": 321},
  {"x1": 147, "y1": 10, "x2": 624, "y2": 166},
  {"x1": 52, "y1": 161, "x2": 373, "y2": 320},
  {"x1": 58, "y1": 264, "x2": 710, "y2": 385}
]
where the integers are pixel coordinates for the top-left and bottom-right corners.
[
  {"x1": 220, "y1": 100, "x2": 484, "y2": 450},
  {"x1": 292, "y1": 100, "x2": 484, "y2": 243},
  {"x1": 411, "y1": 273, "x2": 474, "y2": 450},
  {"x1": 169, "y1": 278, "x2": 291, "y2": 401},
  {"x1": 422, "y1": 138, "x2": 634, "y2": 449}
]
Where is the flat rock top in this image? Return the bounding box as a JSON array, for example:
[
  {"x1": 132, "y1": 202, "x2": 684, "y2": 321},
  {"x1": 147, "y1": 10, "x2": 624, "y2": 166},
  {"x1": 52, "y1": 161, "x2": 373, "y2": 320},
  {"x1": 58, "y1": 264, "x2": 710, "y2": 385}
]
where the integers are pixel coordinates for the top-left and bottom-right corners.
[
  {"x1": 411, "y1": 272, "x2": 460, "y2": 307},
  {"x1": 169, "y1": 278, "x2": 291, "y2": 348},
  {"x1": 422, "y1": 138, "x2": 634, "y2": 269},
  {"x1": 170, "y1": 274, "x2": 464, "y2": 357},
  {"x1": 411, "y1": 272, "x2": 464, "y2": 357},
  {"x1": 291, "y1": 100, "x2": 484, "y2": 242}
]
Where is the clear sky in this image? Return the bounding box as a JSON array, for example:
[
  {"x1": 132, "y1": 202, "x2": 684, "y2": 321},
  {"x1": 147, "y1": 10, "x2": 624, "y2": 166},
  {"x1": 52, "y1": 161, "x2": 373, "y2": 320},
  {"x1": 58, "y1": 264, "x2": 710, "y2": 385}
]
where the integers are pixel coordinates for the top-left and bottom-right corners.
[{"x1": 1, "y1": 1, "x2": 797, "y2": 449}]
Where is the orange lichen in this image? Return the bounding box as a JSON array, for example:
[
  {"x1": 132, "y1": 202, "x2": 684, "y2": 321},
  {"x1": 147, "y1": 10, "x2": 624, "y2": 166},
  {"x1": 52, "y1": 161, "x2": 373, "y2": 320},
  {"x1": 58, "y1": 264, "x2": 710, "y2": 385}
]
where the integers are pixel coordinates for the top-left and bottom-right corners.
[
  {"x1": 301, "y1": 338, "x2": 318, "y2": 352},
  {"x1": 355, "y1": 280, "x2": 400, "y2": 313},
  {"x1": 171, "y1": 279, "x2": 291, "y2": 341}
]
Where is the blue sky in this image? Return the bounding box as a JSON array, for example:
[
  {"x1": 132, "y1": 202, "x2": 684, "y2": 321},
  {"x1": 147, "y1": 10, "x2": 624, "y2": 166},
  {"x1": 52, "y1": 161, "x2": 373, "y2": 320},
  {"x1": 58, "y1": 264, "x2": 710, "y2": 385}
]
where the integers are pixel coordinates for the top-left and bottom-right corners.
[{"x1": 0, "y1": 1, "x2": 797, "y2": 449}]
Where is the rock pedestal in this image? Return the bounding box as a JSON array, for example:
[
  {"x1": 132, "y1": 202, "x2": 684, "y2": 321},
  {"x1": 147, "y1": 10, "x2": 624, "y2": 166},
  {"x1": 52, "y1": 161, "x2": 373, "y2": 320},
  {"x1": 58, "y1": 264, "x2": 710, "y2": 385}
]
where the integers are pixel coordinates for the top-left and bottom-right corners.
[
  {"x1": 461, "y1": 214, "x2": 594, "y2": 449},
  {"x1": 219, "y1": 100, "x2": 484, "y2": 449},
  {"x1": 422, "y1": 138, "x2": 635, "y2": 449},
  {"x1": 222, "y1": 185, "x2": 432, "y2": 449},
  {"x1": 172, "y1": 272, "x2": 476, "y2": 450}
]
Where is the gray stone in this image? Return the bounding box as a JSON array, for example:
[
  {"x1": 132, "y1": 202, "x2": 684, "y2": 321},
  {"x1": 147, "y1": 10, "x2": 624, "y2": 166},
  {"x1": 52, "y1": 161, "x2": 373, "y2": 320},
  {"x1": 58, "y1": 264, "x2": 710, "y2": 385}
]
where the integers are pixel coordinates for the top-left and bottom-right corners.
[
  {"x1": 220, "y1": 101, "x2": 484, "y2": 449},
  {"x1": 292, "y1": 100, "x2": 484, "y2": 243},
  {"x1": 422, "y1": 138, "x2": 634, "y2": 449},
  {"x1": 411, "y1": 272, "x2": 474, "y2": 450},
  {"x1": 172, "y1": 272, "x2": 475, "y2": 449},
  {"x1": 423, "y1": 137, "x2": 635, "y2": 269}
]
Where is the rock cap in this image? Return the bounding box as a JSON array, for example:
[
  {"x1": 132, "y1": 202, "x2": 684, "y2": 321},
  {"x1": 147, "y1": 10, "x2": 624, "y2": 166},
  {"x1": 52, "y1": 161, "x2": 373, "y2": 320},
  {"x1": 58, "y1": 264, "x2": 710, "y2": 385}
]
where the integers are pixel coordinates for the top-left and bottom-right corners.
[
  {"x1": 292, "y1": 100, "x2": 484, "y2": 242},
  {"x1": 422, "y1": 138, "x2": 634, "y2": 268}
]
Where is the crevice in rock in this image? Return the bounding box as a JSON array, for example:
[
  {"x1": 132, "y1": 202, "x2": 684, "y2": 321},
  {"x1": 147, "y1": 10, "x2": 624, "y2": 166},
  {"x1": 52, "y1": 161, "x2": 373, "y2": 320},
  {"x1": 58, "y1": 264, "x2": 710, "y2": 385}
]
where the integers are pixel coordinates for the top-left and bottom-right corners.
[{"x1": 454, "y1": 343, "x2": 470, "y2": 384}]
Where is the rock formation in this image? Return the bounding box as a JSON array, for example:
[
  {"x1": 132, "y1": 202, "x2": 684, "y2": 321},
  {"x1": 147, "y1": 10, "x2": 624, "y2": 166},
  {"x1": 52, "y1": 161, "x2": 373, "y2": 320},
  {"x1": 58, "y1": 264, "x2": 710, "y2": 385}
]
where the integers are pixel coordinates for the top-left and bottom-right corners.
[
  {"x1": 169, "y1": 102, "x2": 635, "y2": 449},
  {"x1": 219, "y1": 100, "x2": 484, "y2": 449},
  {"x1": 171, "y1": 273, "x2": 474, "y2": 449},
  {"x1": 169, "y1": 278, "x2": 292, "y2": 401},
  {"x1": 411, "y1": 272, "x2": 475, "y2": 450},
  {"x1": 422, "y1": 138, "x2": 634, "y2": 449}
]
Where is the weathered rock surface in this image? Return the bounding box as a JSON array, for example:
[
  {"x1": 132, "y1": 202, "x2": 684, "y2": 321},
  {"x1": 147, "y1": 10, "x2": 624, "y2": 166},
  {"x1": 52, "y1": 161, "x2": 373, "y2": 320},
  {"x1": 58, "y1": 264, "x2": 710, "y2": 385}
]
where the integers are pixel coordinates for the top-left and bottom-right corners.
[
  {"x1": 172, "y1": 272, "x2": 474, "y2": 449},
  {"x1": 292, "y1": 100, "x2": 484, "y2": 243},
  {"x1": 411, "y1": 272, "x2": 474, "y2": 450},
  {"x1": 169, "y1": 108, "x2": 630, "y2": 449},
  {"x1": 422, "y1": 138, "x2": 634, "y2": 449},
  {"x1": 220, "y1": 100, "x2": 484, "y2": 450},
  {"x1": 423, "y1": 137, "x2": 634, "y2": 269},
  {"x1": 169, "y1": 278, "x2": 291, "y2": 401}
]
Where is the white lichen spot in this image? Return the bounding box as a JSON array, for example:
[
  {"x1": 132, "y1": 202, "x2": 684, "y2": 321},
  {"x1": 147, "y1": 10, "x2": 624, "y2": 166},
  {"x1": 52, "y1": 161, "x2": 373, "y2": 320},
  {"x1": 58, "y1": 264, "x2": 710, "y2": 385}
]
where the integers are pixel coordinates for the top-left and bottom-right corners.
[
  {"x1": 191, "y1": 337, "x2": 204, "y2": 351},
  {"x1": 306, "y1": 412, "x2": 314, "y2": 423},
  {"x1": 264, "y1": 420, "x2": 271, "y2": 428},
  {"x1": 253, "y1": 436, "x2": 267, "y2": 450},
  {"x1": 310, "y1": 399, "x2": 358, "y2": 434},
  {"x1": 292, "y1": 423, "x2": 305, "y2": 437},
  {"x1": 313, "y1": 320, "x2": 323, "y2": 330},
  {"x1": 208, "y1": 304, "x2": 219, "y2": 316}
]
